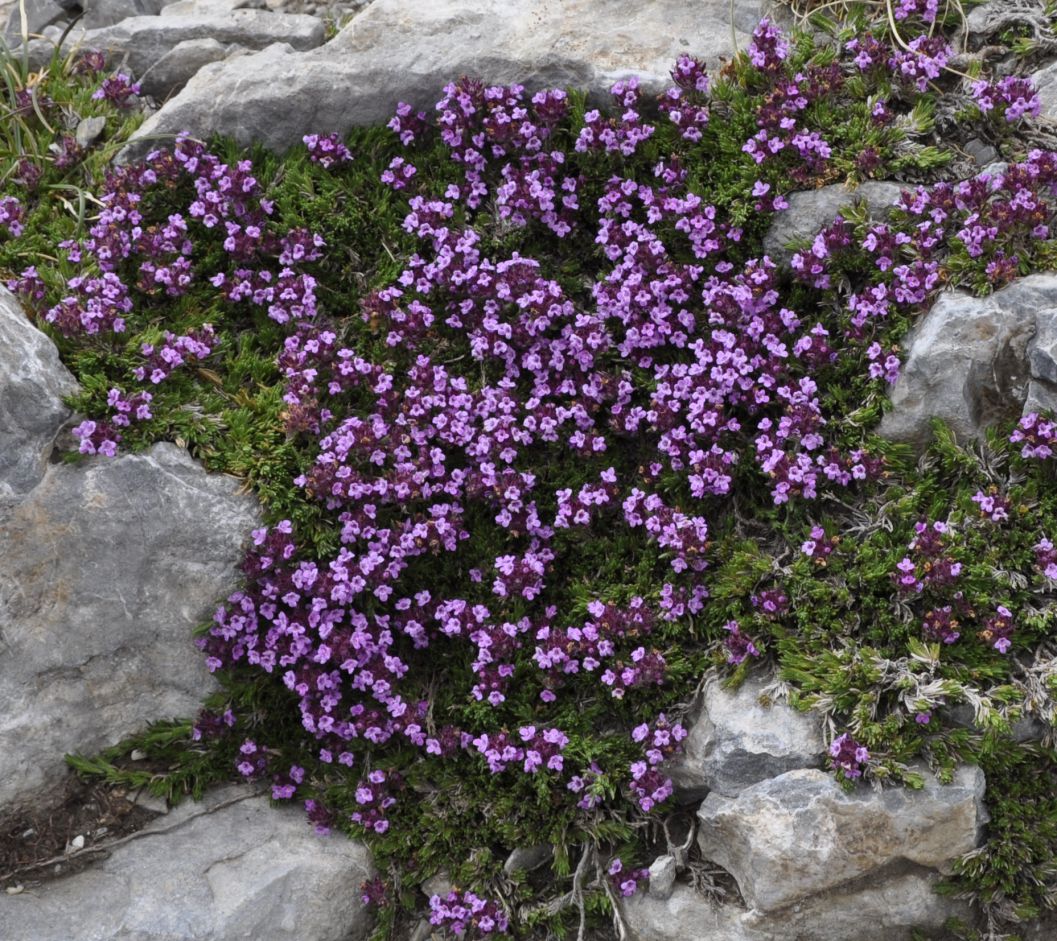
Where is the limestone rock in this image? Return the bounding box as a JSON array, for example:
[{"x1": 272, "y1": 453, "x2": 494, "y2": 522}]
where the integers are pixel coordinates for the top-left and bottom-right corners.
[
  {"x1": 124, "y1": 0, "x2": 761, "y2": 157},
  {"x1": 3, "y1": 0, "x2": 67, "y2": 44},
  {"x1": 622, "y1": 872, "x2": 969, "y2": 941},
  {"x1": 647, "y1": 855, "x2": 677, "y2": 901},
  {"x1": 668, "y1": 674, "x2": 825, "y2": 799},
  {"x1": 503, "y1": 844, "x2": 552, "y2": 875},
  {"x1": 75, "y1": 115, "x2": 108, "y2": 149},
  {"x1": 0, "y1": 786, "x2": 375, "y2": 940},
  {"x1": 421, "y1": 872, "x2": 453, "y2": 899},
  {"x1": 0, "y1": 289, "x2": 77, "y2": 501},
  {"x1": 26, "y1": 11, "x2": 324, "y2": 79},
  {"x1": 1032, "y1": 58, "x2": 1057, "y2": 120},
  {"x1": 81, "y1": 0, "x2": 166, "y2": 29},
  {"x1": 763, "y1": 181, "x2": 904, "y2": 263},
  {"x1": 0, "y1": 442, "x2": 259, "y2": 810},
  {"x1": 879, "y1": 274, "x2": 1057, "y2": 446},
  {"x1": 138, "y1": 37, "x2": 241, "y2": 99},
  {"x1": 696, "y1": 765, "x2": 987, "y2": 912},
  {"x1": 160, "y1": 0, "x2": 255, "y2": 14}
]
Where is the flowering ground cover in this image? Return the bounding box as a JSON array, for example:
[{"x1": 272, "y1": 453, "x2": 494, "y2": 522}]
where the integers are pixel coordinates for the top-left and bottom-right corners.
[{"x1": 6, "y1": 5, "x2": 1057, "y2": 938}]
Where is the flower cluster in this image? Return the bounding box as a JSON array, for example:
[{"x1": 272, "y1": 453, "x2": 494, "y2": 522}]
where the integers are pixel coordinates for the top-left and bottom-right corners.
[
  {"x1": 533, "y1": 599, "x2": 657, "y2": 698},
  {"x1": 92, "y1": 72, "x2": 140, "y2": 107},
  {"x1": 236, "y1": 739, "x2": 269, "y2": 778},
  {"x1": 34, "y1": 136, "x2": 322, "y2": 348},
  {"x1": 607, "y1": 858, "x2": 649, "y2": 897},
  {"x1": 576, "y1": 78, "x2": 655, "y2": 156},
  {"x1": 32, "y1": 23, "x2": 1046, "y2": 916},
  {"x1": 979, "y1": 605, "x2": 1015, "y2": 653},
  {"x1": 829, "y1": 732, "x2": 869, "y2": 779},
  {"x1": 429, "y1": 890, "x2": 510, "y2": 937},
  {"x1": 627, "y1": 714, "x2": 686, "y2": 811},
  {"x1": 1035, "y1": 537, "x2": 1057, "y2": 581},
  {"x1": 723, "y1": 620, "x2": 761, "y2": 665},
  {"x1": 660, "y1": 55, "x2": 711, "y2": 142},
  {"x1": 971, "y1": 76, "x2": 1041, "y2": 123},
  {"x1": 72, "y1": 387, "x2": 153, "y2": 456},
  {"x1": 351, "y1": 768, "x2": 402, "y2": 833},
  {"x1": 303, "y1": 133, "x2": 353, "y2": 169},
  {"x1": 972, "y1": 488, "x2": 1011, "y2": 523},
  {"x1": 133, "y1": 325, "x2": 216, "y2": 384},
  {"x1": 471, "y1": 726, "x2": 568, "y2": 774},
  {"x1": 271, "y1": 764, "x2": 305, "y2": 800},
  {"x1": 1012, "y1": 412, "x2": 1057, "y2": 459},
  {"x1": 0, "y1": 195, "x2": 24, "y2": 237},
  {"x1": 801, "y1": 524, "x2": 838, "y2": 562},
  {"x1": 191, "y1": 707, "x2": 236, "y2": 741}
]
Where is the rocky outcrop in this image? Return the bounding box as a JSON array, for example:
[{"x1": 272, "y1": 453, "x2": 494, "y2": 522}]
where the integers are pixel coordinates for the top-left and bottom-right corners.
[
  {"x1": 23, "y1": 11, "x2": 325, "y2": 95},
  {"x1": 0, "y1": 786, "x2": 375, "y2": 941},
  {"x1": 138, "y1": 36, "x2": 243, "y2": 99},
  {"x1": 124, "y1": 0, "x2": 762, "y2": 156},
  {"x1": 2, "y1": 0, "x2": 67, "y2": 42},
  {"x1": 81, "y1": 0, "x2": 167, "y2": 29},
  {"x1": 623, "y1": 871, "x2": 969, "y2": 941},
  {"x1": 696, "y1": 765, "x2": 986, "y2": 912},
  {"x1": 763, "y1": 181, "x2": 904, "y2": 263},
  {"x1": 1032, "y1": 57, "x2": 1057, "y2": 120},
  {"x1": 0, "y1": 294, "x2": 260, "y2": 812},
  {"x1": 668, "y1": 674, "x2": 825, "y2": 799},
  {"x1": 880, "y1": 274, "x2": 1057, "y2": 446},
  {"x1": 0, "y1": 287, "x2": 77, "y2": 500}
]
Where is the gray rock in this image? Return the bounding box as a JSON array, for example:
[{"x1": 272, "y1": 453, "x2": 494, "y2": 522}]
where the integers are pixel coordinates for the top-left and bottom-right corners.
[
  {"x1": 81, "y1": 0, "x2": 166, "y2": 29},
  {"x1": 25, "y1": 11, "x2": 324, "y2": 78},
  {"x1": 668, "y1": 674, "x2": 825, "y2": 799},
  {"x1": 696, "y1": 765, "x2": 986, "y2": 912},
  {"x1": 623, "y1": 872, "x2": 969, "y2": 941},
  {"x1": 503, "y1": 844, "x2": 552, "y2": 875},
  {"x1": 1032, "y1": 58, "x2": 1057, "y2": 120},
  {"x1": 1030, "y1": 306, "x2": 1057, "y2": 386},
  {"x1": 123, "y1": 0, "x2": 760, "y2": 157},
  {"x1": 0, "y1": 785, "x2": 375, "y2": 940},
  {"x1": 75, "y1": 114, "x2": 109, "y2": 149},
  {"x1": 138, "y1": 37, "x2": 238, "y2": 99},
  {"x1": 3, "y1": 0, "x2": 67, "y2": 44},
  {"x1": 763, "y1": 181, "x2": 904, "y2": 263},
  {"x1": 963, "y1": 137, "x2": 999, "y2": 167},
  {"x1": 879, "y1": 274, "x2": 1057, "y2": 446},
  {"x1": 0, "y1": 442, "x2": 259, "y2": 810},
  {"x1": 421, "y1": 872, "x2": 453, "y2": 899},
  {"x1": 647, "y1": 855, "x2": 677, "y2": 901},
  {"x1": 160, "y1": 0, "x2": 255, "y2": 14},
  {"x1": 0, "y1": 288, "x2": 77, "y2": 501}
]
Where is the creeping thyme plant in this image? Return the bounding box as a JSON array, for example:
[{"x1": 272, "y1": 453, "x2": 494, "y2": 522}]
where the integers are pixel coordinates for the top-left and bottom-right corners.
[{"x1": 7, "y1": 3, "x2": 1057, "y2": 938}]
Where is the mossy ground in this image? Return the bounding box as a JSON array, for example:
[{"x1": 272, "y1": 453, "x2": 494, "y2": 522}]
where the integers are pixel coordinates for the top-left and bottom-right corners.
[{"x1": 4, "y1": 10, "x2": 1057, "y2": 939}]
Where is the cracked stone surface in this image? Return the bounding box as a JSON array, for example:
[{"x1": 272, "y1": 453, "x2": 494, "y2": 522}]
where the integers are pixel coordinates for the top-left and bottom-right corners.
[
  {"x1": 0, "y1": 786, "x2": 375, "y2": 940},
  {"x1": 0, "y1": 287, "x2": 77, "y2": 501},
  {"x1": 622, "y1": 870, "x2": 970, "y2": 941},
  {"x1": 0, "y1": 442, "x2": 260, "y2": 810},
  {"x1": 667, "y1": 673, "x2": 825, "y2": 799},
  {"x1": 0, "y1": 296, "x2": 260, "y2": 811},
  {"x1": 23, "y1": 9, "x2": 325, "y2": 80},
  {"x1": 879, "y1": 274, "x2": 1057, "y2": 446},
  {"x1": 696, "y1": 765, "x2": 987, "y2": 912}
]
